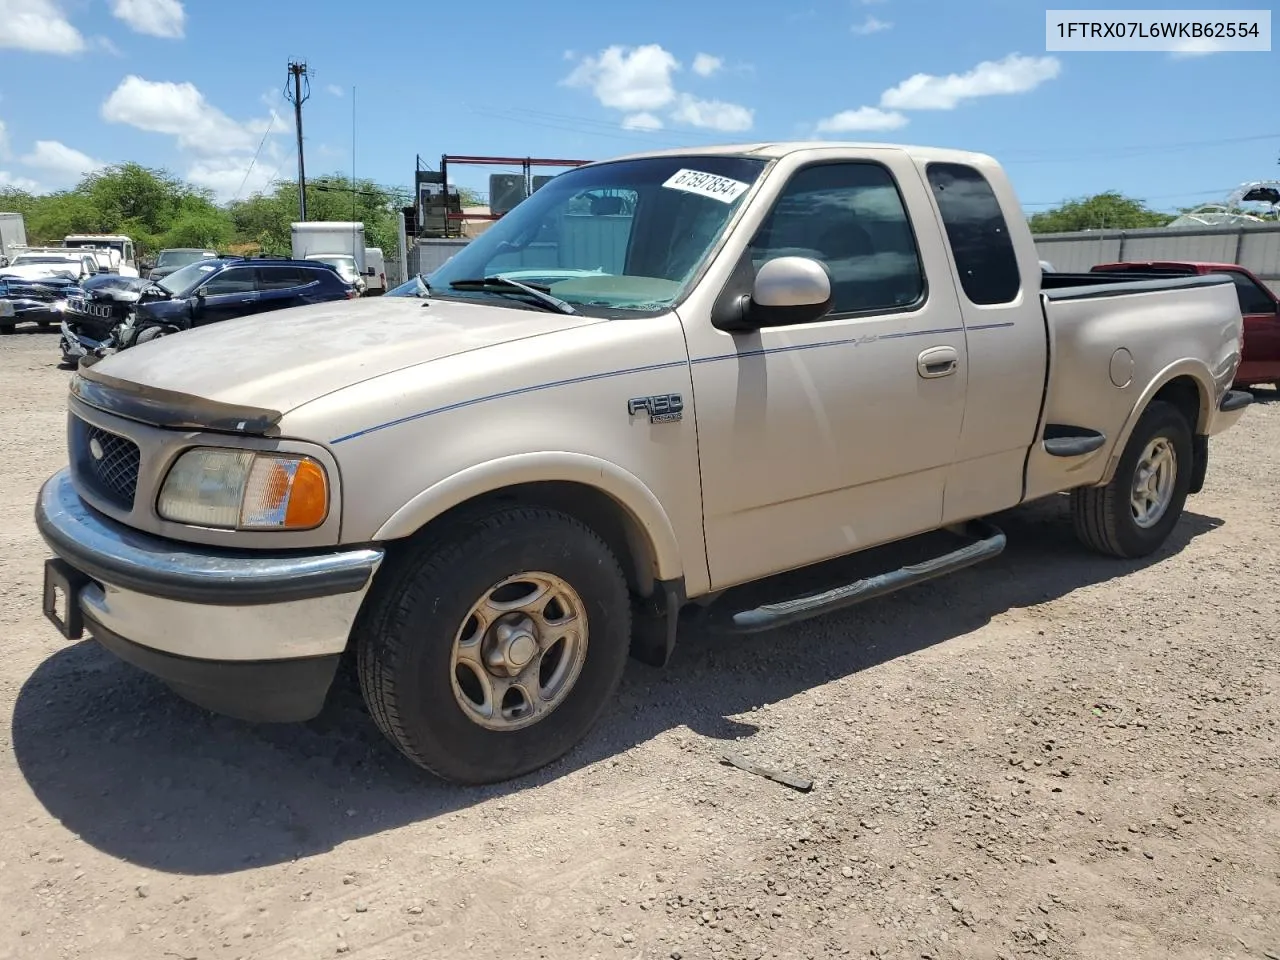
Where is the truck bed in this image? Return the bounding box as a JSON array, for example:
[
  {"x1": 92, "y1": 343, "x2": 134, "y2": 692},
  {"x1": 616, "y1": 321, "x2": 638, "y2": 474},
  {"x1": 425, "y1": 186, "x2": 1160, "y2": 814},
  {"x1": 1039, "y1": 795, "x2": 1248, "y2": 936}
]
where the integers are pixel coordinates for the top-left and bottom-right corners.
[{"x1": 1040, "y1": 271, "x2": 1235, "y2": 299}]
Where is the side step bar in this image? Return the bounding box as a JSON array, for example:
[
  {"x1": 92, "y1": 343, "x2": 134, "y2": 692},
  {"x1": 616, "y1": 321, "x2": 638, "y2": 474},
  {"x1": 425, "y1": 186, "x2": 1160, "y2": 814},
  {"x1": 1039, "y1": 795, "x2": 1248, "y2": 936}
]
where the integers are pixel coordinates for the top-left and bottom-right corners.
[
  {"x1": 1042, "y1": 423, "x2": 1106, "y2": 458},
  {"x1": 725, "y1": 520, "x2": 1007, "y2": 634}
]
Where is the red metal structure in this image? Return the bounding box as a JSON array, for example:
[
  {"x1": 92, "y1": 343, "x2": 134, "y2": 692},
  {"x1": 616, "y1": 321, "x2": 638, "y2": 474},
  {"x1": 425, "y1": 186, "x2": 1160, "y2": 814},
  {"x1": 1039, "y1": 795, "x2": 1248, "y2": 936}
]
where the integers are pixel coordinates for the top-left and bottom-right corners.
[{"x1": 413, "y1": 154, "x2": 591, "y2": 237}]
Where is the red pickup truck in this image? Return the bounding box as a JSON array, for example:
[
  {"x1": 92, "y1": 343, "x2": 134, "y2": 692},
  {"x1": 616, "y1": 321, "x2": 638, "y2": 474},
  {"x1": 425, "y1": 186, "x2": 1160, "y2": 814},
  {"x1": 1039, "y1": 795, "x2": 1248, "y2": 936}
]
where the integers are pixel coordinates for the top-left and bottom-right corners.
[{"x1": 1090, "y1": 261, "x2": 1280, "y2": 388}]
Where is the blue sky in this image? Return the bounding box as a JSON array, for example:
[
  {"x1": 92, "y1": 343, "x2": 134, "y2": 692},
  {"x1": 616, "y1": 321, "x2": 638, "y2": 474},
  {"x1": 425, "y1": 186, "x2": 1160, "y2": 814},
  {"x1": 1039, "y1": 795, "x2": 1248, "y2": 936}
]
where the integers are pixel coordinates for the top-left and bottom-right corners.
[{"x1": 0, "y1": 0, "x2": 1275, "y2": 214}]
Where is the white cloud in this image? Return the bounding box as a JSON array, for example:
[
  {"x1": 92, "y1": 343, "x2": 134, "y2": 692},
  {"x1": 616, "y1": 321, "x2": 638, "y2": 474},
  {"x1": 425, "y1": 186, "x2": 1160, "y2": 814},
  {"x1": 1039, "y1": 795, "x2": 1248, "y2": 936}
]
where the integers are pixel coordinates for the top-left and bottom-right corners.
[
  {"x1": 565, "y1": 44, "x2": 755, "y2": 133},
  {"x1": 622, "y1": 112, "x2": 663, "y2": 132},
  {"x1": 0, "y1": 119, "x2": 9, "y2": 160},
  {"x1": 815, "y1": 106, "x2": 908, "y2": 133},
  {"x1": 186, "y1": 154, "x2": 276, "y2": 202},
  {"x1": 562, "y1": 44, "x2": 680, "y2": 112},
  {"x1": 670, "y1": 94, "x2": 753, "y2": 132},
  {"x1": 852, "y1": 15, "x2": 891, "y2": 35},
  {"x1": 1169, "y1": 38, "x2": 1227, "y2": 58},
  {"x1": 109, "y1": 0, "x2": 185, "y2": 38},
  {"x1": 0, "y1": 0, "x2": 86, "y2": 54},
  {"x1": 326, "y1": 84, "x2": 344, "y2": 97},
  {"x1": 21, "y1": 140, "x2": 105, "y2": 179},
  {"x1": 880, "y1": 53, "x2": 1060, "y2": 110},
  {"x1": 94, "y1": 35, "x2": 125, "y2": 56},
  {"x1": 692, "y1": 53, "x2": 723, "y2": 77},
  {"x1": 101, "y1": 75, "x2": 274, "y2": 154},
  {"x1": 0, "y1": 170, "x2": 42, "y2": 192}
]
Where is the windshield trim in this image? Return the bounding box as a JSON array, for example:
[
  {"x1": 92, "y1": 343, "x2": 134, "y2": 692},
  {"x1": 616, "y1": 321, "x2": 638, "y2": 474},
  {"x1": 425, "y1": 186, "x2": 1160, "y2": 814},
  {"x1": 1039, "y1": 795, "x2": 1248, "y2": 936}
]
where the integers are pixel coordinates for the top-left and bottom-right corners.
[{"x1": 426, "y1": 153, "x2": 776, "y2": 320}]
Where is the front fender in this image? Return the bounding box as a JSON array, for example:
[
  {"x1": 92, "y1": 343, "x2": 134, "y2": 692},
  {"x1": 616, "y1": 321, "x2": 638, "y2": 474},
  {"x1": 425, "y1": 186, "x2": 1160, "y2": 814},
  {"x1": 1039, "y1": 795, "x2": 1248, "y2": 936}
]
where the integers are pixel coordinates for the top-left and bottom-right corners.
[{"x1": 373, "y1": 451, "x2": 687, "y2": 587}]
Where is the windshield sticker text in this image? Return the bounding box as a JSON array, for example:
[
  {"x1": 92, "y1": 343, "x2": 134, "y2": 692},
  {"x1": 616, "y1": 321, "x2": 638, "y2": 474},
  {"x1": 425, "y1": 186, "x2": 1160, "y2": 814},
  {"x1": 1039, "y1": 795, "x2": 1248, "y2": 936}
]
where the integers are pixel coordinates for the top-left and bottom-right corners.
[{"x1": 661, "y1": 169, "x2": 751, "y2": 204}]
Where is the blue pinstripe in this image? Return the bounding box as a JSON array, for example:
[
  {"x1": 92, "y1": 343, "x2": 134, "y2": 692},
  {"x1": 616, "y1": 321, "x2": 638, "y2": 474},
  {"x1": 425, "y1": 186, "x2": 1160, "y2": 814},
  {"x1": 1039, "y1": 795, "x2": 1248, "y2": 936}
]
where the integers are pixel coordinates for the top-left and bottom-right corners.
[{"x1": 329, "y1": 321, "x2": 1015, "y2": 444}]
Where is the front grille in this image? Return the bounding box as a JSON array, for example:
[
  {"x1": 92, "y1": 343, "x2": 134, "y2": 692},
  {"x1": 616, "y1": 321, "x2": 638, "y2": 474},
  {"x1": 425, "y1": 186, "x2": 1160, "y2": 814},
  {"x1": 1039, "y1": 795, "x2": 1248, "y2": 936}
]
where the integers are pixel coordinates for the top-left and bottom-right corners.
[{"x1": 69, "y1": 416, "x2": 140, "y2": 509}]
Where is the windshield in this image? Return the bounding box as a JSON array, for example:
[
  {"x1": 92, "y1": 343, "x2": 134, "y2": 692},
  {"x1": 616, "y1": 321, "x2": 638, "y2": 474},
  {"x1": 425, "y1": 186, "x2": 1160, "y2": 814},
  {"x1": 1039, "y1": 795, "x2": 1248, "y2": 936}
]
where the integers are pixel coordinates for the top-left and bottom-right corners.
[
  {"x1": 159, "y1": 260, "x2": 221, "y2": 295},
  {"x1": 428, "y1": 155, "x2": 768, "y2": 313},
  {"x1": 157, "y1": 250, "x2": 213, "y2": 268},
  {"x1": 310, "y1": 256, "x2": 357, "y2": 281}
]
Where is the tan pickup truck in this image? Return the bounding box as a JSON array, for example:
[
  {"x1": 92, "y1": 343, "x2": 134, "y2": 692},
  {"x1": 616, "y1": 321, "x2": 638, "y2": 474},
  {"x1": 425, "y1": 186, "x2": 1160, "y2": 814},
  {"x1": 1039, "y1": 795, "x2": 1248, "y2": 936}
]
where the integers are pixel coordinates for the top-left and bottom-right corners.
[{"x1": 35, "y1": 142, "x2": 1252, "y2": 785}]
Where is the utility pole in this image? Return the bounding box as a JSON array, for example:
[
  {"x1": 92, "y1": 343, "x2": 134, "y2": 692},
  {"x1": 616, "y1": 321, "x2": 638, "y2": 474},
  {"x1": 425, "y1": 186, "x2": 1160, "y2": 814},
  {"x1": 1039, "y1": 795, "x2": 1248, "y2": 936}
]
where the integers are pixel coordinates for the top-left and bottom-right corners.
[{"x1": 284, "y1": 60, "x2": 310, "y2": 221}]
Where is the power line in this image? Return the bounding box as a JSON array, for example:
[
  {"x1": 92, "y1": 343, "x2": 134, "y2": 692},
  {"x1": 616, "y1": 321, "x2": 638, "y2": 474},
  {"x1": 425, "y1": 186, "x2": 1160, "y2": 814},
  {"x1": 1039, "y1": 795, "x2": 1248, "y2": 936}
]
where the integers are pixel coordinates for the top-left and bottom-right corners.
[
  {"x1": 230, "y1": 98, "x2": 282, "y2": 204},
  {"x1": 1020, "y1": 187, "x2": 1238, "y2": 208},
  {"x1": 1000, "y1": 132, "x2": 1279, "y2": 165}
]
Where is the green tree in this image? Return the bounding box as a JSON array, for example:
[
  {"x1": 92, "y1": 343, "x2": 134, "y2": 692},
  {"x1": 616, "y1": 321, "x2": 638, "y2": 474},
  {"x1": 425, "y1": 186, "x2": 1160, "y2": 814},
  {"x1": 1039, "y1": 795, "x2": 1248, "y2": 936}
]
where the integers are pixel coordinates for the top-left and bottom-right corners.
[
  {"x1": 229, "y1": 174, "x2": 411, "y2": 255},
  {"x1": 1028, "y1": 191, "x2": 1176, "y2": 233}
]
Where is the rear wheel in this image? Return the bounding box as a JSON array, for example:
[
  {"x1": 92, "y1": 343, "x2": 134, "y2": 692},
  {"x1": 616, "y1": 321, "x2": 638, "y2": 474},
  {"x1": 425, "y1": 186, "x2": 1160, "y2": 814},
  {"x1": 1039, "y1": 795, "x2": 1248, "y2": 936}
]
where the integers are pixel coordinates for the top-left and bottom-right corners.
[
  {"x1": 1071, "y1": 400, "x2": 1192, "y2": 558},
  {"x1": 356, "y1": 505, "x2": 632, "y2": 784}
]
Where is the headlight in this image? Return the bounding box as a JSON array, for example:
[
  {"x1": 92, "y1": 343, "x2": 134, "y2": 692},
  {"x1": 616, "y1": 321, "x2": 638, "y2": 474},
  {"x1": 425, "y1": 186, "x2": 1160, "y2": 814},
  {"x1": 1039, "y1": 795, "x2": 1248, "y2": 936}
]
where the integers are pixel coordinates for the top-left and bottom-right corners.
[{"x1": 157, "y1": 448, "x2": 330, "y2": 530}]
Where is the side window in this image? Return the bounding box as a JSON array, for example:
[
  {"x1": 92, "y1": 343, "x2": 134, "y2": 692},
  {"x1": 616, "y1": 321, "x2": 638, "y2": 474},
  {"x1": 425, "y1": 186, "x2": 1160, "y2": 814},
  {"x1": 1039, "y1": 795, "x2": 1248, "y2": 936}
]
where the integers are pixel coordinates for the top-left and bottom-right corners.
[
  {"x1": 305, "y1": 267, "x2": 339, "y2": 289},
  {"x1": 1229, "y1": 272, "x2": 1276, "y2": 315},
  {"x1": 748, "y1": 162, "x2": 925, "y2": 316},
  {"x1": 926, "y1": 162, "x2": 1021, "y2": 306},
  {"x1": 256, "y1": 266, "x2": 305, "y2": 290},
  {"x1": 201, "y1": 268, "x2": 255, "y2": 296}
]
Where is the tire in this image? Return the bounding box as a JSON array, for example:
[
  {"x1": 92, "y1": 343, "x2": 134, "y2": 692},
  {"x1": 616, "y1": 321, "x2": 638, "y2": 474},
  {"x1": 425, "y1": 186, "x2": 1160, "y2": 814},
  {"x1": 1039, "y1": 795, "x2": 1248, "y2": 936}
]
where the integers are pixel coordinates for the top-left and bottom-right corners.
[
  {"x1": 134, "y1": 326, "x2": 170, "y2": 345},
  {"x1": 356, "y1": 505, "x2": 632, "y2": 784},
  {"x1": 1071, "y1": 400, "x2": 1192, "y2": 558},
  {"x1": 0, "y1": 325, "x2": 13, "y2": 336}
]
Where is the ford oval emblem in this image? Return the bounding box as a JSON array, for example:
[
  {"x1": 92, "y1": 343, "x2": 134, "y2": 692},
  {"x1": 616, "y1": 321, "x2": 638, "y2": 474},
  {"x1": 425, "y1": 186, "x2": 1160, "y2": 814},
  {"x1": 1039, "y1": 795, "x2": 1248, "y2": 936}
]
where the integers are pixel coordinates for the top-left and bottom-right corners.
[{"x1": 89, "y1": 437, "x2": 104, "y2": 461}]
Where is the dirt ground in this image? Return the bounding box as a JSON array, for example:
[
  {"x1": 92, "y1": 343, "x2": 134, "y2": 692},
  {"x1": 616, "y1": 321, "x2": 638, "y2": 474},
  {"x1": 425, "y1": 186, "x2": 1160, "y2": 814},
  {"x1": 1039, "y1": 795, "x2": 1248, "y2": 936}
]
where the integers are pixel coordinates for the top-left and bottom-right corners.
[{"x1": 1, "y1": 327, "x2": 1278, "y2": 960}]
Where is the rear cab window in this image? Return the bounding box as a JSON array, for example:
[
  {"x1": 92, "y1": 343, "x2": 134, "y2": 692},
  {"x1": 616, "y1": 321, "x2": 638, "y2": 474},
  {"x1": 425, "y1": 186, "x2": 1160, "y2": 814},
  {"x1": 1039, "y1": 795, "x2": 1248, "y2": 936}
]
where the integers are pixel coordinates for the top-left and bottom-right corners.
[
  {"x1": 926, "y1": 163, "x2": 1021, "y2": 306},
  {"x1": 1227, "y1": 271, "x2": 1276, "y2": 315}
]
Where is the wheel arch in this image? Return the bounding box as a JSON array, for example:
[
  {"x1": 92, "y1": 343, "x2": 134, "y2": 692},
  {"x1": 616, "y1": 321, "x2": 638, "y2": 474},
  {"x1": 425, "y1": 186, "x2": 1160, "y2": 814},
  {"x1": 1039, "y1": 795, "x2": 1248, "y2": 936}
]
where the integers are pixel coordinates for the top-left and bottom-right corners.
[
  {"x1": 372, "y1": 453, "x2": 687, "y2": 598},
  {"x1": 1100, "y1": 362, "x2": 1211, "y2": 486}
]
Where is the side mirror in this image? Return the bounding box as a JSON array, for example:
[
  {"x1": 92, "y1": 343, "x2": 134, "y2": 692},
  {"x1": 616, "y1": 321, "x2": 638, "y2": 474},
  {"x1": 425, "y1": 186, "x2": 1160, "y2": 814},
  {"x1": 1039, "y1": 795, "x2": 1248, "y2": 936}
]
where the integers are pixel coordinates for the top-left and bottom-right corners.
[
  {"x1": 365, "y1": 267, "x2": 376, "y2": 277},
  {"x1": 196, "y1": 286, "x2": 208, "y2": 299},
  {"x1": 713, "y1": 256, "x2": 834, "y2": 332}
]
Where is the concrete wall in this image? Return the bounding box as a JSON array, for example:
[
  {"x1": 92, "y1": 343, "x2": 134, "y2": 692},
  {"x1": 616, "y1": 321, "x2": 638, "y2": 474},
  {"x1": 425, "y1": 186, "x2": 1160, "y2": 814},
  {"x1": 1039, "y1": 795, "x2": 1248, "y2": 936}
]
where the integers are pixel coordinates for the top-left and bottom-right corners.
[{"x1": 1033, "y1": 223, "x2": 1280, "y2": 294}]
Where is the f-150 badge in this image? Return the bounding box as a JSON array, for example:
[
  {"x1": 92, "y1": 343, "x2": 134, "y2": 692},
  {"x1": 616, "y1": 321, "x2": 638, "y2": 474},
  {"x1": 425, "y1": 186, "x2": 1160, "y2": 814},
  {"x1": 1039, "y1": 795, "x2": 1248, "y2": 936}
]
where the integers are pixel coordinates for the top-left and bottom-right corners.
[{"x1": 628, "y1": 393, "x2": 683, "y2": 424}]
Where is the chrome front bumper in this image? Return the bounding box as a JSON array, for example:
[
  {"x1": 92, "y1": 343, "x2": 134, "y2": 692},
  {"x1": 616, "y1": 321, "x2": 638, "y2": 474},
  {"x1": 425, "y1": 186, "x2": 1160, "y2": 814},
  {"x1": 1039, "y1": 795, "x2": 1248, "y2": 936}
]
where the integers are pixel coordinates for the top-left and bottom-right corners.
[{"x1": 35, "y1": 468, "x2": 385, "y2": 721}]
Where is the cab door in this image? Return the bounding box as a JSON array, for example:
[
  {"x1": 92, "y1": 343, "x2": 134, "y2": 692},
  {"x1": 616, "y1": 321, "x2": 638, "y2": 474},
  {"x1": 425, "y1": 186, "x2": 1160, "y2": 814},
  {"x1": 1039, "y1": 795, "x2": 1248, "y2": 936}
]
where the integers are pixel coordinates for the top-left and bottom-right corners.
[{"x1": 683, "y1": 155, "x2": 968, "y2": 591}]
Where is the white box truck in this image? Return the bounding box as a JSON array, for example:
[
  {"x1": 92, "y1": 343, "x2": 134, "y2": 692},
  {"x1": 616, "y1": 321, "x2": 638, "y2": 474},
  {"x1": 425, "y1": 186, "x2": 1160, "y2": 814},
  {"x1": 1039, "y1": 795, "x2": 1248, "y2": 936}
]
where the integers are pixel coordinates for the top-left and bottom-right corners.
[{"x1": 290, "y1": 221, "x2": 370, "y2": 295}]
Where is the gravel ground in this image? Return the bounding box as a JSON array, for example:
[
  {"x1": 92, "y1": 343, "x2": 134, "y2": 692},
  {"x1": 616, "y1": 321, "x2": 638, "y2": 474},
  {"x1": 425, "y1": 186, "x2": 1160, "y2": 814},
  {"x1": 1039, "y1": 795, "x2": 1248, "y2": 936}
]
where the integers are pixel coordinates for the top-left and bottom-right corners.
[{"x1": 1, "y1": 327, "x2": 1278, "y2": 960}]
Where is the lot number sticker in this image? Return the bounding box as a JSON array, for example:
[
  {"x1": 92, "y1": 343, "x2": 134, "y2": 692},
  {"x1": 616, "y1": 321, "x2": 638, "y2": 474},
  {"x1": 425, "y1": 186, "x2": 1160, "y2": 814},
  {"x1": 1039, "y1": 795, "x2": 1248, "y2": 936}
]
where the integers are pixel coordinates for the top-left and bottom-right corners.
[{"x1": 662, "y1": 168, "x2": 751, "y2": 204}]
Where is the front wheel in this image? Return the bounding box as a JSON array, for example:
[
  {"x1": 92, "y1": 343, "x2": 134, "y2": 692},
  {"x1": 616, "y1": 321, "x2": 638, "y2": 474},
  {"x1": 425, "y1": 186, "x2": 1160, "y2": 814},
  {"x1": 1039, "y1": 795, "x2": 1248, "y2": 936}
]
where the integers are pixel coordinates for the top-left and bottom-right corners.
[
  {"x1": 356, "y1": 505, "x2": 632, "y2": 784},
  {"x1": 134, "y1": 326, "x2": 170, "y2": 345},
  {"x1": 1071, "y1": 399, "x2": 1193, "y2": 558}
]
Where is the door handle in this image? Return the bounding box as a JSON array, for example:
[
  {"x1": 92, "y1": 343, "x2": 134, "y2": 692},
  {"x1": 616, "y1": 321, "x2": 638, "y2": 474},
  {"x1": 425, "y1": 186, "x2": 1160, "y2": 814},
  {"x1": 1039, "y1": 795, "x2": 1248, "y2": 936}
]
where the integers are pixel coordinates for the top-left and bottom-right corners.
[{"x1": 917, "y1": 346, "x2": 959, "y2": 379}]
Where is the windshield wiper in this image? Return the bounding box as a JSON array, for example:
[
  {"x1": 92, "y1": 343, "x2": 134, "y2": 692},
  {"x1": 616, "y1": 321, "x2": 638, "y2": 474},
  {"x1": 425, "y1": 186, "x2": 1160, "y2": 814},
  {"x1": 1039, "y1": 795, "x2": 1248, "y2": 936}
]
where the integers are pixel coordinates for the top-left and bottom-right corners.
[{"x1": 448, "y1": 276, "x2": 578, "y2": 315}]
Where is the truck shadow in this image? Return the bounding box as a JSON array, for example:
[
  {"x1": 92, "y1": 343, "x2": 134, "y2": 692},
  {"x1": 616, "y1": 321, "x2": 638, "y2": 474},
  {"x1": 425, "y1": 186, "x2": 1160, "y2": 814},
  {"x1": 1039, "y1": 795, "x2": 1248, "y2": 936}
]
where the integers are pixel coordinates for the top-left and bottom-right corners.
[{"x1": 10, "y1": 495, "x2": 1222, "y2": 875}]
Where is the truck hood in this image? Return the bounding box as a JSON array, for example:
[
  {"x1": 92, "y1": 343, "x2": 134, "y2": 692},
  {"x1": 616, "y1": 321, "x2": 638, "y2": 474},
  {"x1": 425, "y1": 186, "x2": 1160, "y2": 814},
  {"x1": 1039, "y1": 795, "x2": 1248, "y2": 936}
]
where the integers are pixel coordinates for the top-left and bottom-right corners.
[{"x1": 82, "y1": 296, "x2": 603, "y2": 424}]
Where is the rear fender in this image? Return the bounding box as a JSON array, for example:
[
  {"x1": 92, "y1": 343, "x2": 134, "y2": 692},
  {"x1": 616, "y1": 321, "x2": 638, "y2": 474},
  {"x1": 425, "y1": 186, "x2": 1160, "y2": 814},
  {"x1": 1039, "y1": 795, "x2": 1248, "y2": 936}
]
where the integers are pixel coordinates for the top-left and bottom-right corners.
[{"x1": 1098, "y1": 359, "x2": 1215, "y2": 486}]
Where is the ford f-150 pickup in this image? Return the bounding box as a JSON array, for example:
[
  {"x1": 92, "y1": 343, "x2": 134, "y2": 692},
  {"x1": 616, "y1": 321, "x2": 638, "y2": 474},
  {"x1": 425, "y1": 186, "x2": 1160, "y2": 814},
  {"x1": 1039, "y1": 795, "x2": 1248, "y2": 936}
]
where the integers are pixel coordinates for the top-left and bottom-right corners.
[{"x1": 34, "y1": 142, "x2": 1253, "y2": 785}]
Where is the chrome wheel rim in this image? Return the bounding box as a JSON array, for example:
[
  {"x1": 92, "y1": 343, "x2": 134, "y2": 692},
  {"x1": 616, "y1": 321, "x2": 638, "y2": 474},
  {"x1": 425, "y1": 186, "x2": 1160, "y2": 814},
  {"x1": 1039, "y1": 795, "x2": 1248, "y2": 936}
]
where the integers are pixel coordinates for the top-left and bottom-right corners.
[
  {"x1": 449, "y1": 571, "x2": 589, "y2": 732},
  {"x1": 1130, "y1": 436, "x2": 1177, "y2": 529}
]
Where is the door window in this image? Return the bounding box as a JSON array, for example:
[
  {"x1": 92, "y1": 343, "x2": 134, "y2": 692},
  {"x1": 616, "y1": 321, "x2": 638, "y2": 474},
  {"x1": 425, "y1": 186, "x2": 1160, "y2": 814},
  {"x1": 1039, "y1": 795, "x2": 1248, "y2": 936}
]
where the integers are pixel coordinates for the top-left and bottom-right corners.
[
  {"x1": 747, "y1": 161, "x2": 926, "y2": 318},
  {"x1": 201, "y1": 268, "x2": 256, "y2": 296},
  {"x1": 256, "y1": 266, "x2": 306, "y2": 290}
]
